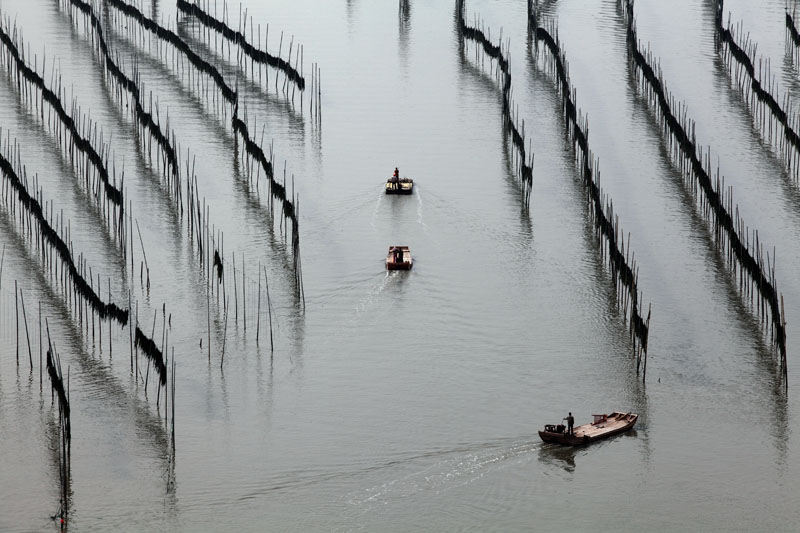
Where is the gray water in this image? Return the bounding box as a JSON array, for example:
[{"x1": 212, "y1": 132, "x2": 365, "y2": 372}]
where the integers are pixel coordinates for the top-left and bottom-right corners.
[{"x1": 0, "y1": 0, "x2": 798, "y2": 530}]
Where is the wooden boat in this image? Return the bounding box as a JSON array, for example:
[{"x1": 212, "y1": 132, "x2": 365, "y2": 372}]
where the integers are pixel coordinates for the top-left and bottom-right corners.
[
  {"x1": 386, "y1": 246, "x2": 412, "y2": 270},
  {"x1": 385, "y1": 177, "x2": 414, "y2": 194},
  {"x1": 538, "y1": 412, "x2": 638, "y2": 446}
]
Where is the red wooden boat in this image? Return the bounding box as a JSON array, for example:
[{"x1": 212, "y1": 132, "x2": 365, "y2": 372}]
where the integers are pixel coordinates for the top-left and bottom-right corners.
[
  {"x1": 539, "y1": 412, "x2": 638, "y2": 446},
  {"x1": 386, "y1": 246, "x2": 412, "y2": 270}
]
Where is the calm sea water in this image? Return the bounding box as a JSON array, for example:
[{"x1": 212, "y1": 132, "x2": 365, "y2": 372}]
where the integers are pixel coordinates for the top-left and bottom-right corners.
[{"x1": 0, "y1": 0, "x2": 798, "y2": 530}]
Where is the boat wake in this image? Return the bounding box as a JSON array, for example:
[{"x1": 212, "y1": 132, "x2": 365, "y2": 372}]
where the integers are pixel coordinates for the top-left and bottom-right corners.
[
  {"x1": 370, "y1": 189, "x2": 384, "y2": 230},
  {"x1": 415, "y1": 187, "x2": 427, "y2": 233},
  {"x1": 346, "y1": 437, "x2": 540, "y2": 508},
  {"x1": 351, "y1": 271, "x2": 398, "y2": 321}
]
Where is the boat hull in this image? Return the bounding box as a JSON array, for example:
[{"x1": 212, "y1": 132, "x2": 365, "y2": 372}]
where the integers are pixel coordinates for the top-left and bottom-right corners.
[
  {"x1": 385, "y1": 180, "x2": 413, "y2": 194},
  {"x1": 386, "y1": 246, "x2": 412, "y2": 270},
  {"x1": 539, "y1": 412, "x2": 638, "y2": 446}
]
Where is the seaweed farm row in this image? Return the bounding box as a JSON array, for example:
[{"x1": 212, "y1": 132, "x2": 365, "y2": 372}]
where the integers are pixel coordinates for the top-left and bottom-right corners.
[
  {"x1": 621, "y1": 0, "x2": 787, "y2": 383},
  {"x1": 1, "y1": 0, "x2": 798, "y2": 529},
  {"x1": 0, "y1": 0, "x2": 313, "y2": 523}
]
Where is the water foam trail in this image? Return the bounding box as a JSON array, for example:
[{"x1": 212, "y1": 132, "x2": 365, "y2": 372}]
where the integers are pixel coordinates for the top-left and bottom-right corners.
[
  {"x1": 415, "y1": 186, "x2": 428, "y2": 234},
  {"x1": 347, "y1": 438, "x2": 541, "y2": 508},
  {"x1": 370, "y1": 189, "x2": 384, "y2": 230}
]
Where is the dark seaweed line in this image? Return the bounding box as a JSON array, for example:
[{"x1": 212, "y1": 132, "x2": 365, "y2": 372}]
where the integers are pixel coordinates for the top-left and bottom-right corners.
[
  {"x1": 0, "y1": 20, "x2": 124, "y2": 211},
  {"x1": 105, "y1": 0, "x2": 237, "y2": 104},
  {"x1": 231, "y1": 116, "x2": 297, "y2": 229},
  {"x1": 787, "y1": 10, "x2": 800, "y2": 48},
  {"x1": 620, "y1": 0, "x2": 787, "y2": 379},
  {"x1": 107, "y1": 0, "x2": 304, "y2": 286},
  {"x1": 715, "y1": 1, "x2": 800, "y2": 171},
  {"x1": 64, "y1": 0, "x2": 180, "y2": 186},
  {"x1": 46, "y1": 346, "x2": 70, "y2": 442},
  {"x1": 0, "y1": 150, "x2": 128, "y2": 326},
  {"x1": 456, "y1": 0, "x2": 534, "y2": 203},
  {"x1": 232, "y1": 112, "x2": 303, "y2": 292},
  {"x1": 45, "y1": 343, "x2": 70, "y2": 522},
  {"x1": 176, "y1": 0, "x2": 305, "y2": 91},
  {"x1": 0, "y1": 143, "x2": 168, "y2": 386},
  {"x1": 527, "y1": 3, "x2": 651, "y2": 362}
]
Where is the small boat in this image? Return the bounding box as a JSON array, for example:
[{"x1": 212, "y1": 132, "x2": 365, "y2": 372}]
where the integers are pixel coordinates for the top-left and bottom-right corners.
[
  {"x1": 538, "y1": 412, "x2": 638, "y2": 446},
  {"x1": 385, "y1": 177, "x2": 414, "y2": 195},
  {"x1": 386, "y1": 245, "x2": 412, "y2": 270}
]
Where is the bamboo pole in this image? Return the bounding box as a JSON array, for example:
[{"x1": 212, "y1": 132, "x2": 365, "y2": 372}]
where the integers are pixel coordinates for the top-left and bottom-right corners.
[
  {"x1": 19, "y1": 289, "x2": 33, "y2": 370},
  {"x1": 264, "y1": 266, "x2": 273, "y2": 351},
  {"x1": 15, "y1": 280, "x2": 19, "y2": 365}
]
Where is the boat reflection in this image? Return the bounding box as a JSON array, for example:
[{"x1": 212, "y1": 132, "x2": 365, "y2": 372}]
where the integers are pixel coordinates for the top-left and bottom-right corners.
[{"x1": 538, "y1": 443, "x2": 578, "y2": 473}]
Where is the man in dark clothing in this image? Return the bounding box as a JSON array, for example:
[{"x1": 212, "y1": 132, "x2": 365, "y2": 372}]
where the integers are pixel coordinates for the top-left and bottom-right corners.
[{"x1": 564, "y1": 412, "x2": 574, "y2": 435}]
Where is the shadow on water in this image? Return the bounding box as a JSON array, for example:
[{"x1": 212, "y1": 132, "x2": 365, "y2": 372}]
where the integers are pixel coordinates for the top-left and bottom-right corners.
[
  {"x1": 104, "y1": 17, "x2": 233, "y2": 146},
  {"x1": 523, "y1": 50, "x2": 639, "y2": 365},
  {"x1": 54, "y1": 2, "x2": 186, "y2": 234},
  {"x1": 398, "y1": 0, "x2": 411, "y2": 73},
  {"x1": 455, "y1": 38, "x2": 534, "y2": 232},
  {"x1": 538, "y1": 442, "x2": 578, "y2": 473},
  {"x1": 599, "y1": 3, "x2": 788, "y2": 458},
  {"x1": 693, "y1": 0, "x2": 800, "y2": 221},
  {"x1": 0, "y1": 70, "x2": 128, "y2": 283},
  {"x1": 615, "y1": 7, "x2": 789, "y2": 392},
  {"x1": 230, "y1": 141, "x2": 301, "y2": 290},
  {"x1": 347, "y1": 0, "x2": 357, "y2": 33},
  {"x1": 0, "y1": 208, "x2": 173, "y2": 467},
  {"x1": 537, "y1": 428, "x2": 645, "y2": 474},
  {"x1": 176, "y1": 20, "x2": 308, "y2": 133},
  {"x1": 105, "y1": 13, "x2": 305, "y2": 314}
]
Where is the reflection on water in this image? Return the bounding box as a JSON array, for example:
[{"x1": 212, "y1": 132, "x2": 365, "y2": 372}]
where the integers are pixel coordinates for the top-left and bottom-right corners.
[
  {"x1": 0, "y1": 0, "x2": 799, "y2": 530},
  {"x1": 539, "y1": 443, "x2": 577, "y2": 473}
]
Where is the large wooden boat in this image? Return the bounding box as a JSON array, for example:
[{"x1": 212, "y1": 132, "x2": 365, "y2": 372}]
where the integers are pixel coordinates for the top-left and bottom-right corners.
[
  {"x1": 385, "y1": 177, "x2": 414, "y2": 194},
  {"x1": 538, "y1": 412, "x2": 638, "y2": 446},
  {"x1": 386, "y1": 246, "x2": 412, "y2": 270}
]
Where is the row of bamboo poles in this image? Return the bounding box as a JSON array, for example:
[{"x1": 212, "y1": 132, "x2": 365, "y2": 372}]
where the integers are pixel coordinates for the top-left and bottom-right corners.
[
  {"x1": 61, "y1": 0, "x2": 294, "y2": 327},
  {"x1": 0, "y1": 17, "x2": 125, "y2": 244},
  {"x1": 714, "y1": 1, "x2": 800, "y2": 181},
  {"x1": 0, "y1": 135, "x2": 177, "y2": 523},
  {"x1": 0, "y1": 0, "x2": 308, "y2": 518},
  {"x1": 176, "y1": 0, "x2": 322, "y2": 126},
  {"x1": 0, "y1": 11, "x2": 174, "y2": 388},
  {"x1": 59, "y1": 0, "x2": 235, "y2": 306},
  {"x1": 62, "y1": 0, "x2": 183, "y2": 210},
  {"x1": 67, "y1": 0, "x2": 298, "y2": 351},
  {"x1": 101, "y1": 0, "x2": 299, "y2": 347},
  {"x1": 175, "y1": 0, "x2": 315, "y2": 103},
  {"x1": 527, "y1": 2, "x2": 652, "y2": 377},
  {"x1": 0, "y1": 274, "x2": 178, "y2": 525},
  {"x1": 106, "y1": 0, "x2": 305, "y2": 295},
  {"x1": 455, "y1": 0, "x2": 534, "y2": 206},
  {"x1": 0, "y1": 136, "x2": 169, "y2": 383},
  {"x1": 787, "y1": 8, "x2": 800, "y2": 53},
  {"x1": 620, "y1": 0, "x2": 788, "y2": 385},
  {"x1": 106, "y1": 0, "x2": 236, "y2": 104}
]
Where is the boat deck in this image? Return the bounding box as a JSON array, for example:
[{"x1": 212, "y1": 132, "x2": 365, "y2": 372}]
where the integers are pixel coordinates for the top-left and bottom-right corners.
[
  {"x1": 573, "y1": 413, "x2": 634, "y2": 438},
  {"x1": 386, "y1": 246, "x2": 412, "y2": 270},
  {"x1": 539, "y1": 412, "x2": 637, "y2": 445}
]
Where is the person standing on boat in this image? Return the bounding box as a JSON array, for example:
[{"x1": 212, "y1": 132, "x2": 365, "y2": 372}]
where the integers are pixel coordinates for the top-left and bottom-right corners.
[
  {"x1": 563, "y1": 412, "x2": 574, "y2": 435},
  {"x1": 392, "y1": 167, "x2": 400, "y2": 189}
]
